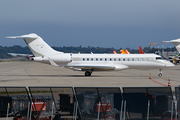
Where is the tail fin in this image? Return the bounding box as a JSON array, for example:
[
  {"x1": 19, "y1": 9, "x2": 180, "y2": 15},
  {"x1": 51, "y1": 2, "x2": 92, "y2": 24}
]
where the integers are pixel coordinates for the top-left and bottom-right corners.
[
  {"x1": 163, "y1": 39, "x2": 180, "y2": 53},
  {"x1": 125, "y1": 49, "x2": 130, "y2": 54},
  {"x1": 7, "y1": 33, "x2": 62, "y2": 57},
  {"x1": 113, "y1": 51, "x2": 117, "y2": 54},
  {"x1": 138, "y1": 46, "x2": 145, "y2": 54},
  {"x1": 120, "y1": 49, "x2": 128, "y2": 54},
  {"x1": 169, "y1": 39, "x2": 180, "y2": 53}
]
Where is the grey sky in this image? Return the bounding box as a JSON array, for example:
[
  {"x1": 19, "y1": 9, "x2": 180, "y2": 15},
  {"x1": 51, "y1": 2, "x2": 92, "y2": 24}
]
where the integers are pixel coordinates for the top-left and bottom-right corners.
[{"x1": 1, "y1": 0, "x2": 180, "y2": 49}]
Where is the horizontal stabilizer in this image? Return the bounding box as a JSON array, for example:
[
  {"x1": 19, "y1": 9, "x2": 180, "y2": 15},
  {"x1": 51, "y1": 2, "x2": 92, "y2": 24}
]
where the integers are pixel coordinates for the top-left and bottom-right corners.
[
  {"x1": 162, "y1": 39, "x2": 180, "y2": 43},
  {"x1": 163, "y1": 39, "x2": 180, "y2": 53},
  {"x1": 6, "y1": 33, "x2": 38, "y2": 39},
  {"x1": 8, "y1": 53, "x2": 33, "y2": 57}
]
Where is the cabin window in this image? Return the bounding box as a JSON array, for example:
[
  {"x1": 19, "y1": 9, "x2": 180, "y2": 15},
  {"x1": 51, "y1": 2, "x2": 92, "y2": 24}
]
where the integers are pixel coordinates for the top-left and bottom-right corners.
[
  {"x1": 128, "y1": 58, "x2": 130, "y2": 61},
  {"x1": 83, "y1": 58, "x2": 85, "y2": 61},
  {"x1": 105, "y1": 58, "x2": 107, "y2": 61},
  {"x1": 96, "y1": 58, "x2": 98, "y2": 61},
  {"x1": 87, "y1": 58, "x2": 89, "y2": 61},
  {"x1": 132, "y1": 58, "x2": 134, "y2": 61},
  {"x1": 114, "y1": 58, "x2": 116, "y2": 61},
  {"x1": 156, "y1": 57, "x2": 162, "y2": 60},
  {"x1": 119, "y1": 58, "x2": 121, "y2": 61},
  {"x1": 146, "y1": 58, "x2": 148, "y2": 61},
  {"x1": 137, "y1": 58, "x2": 139, "y2": 61},
  {"x1": 141, "y1": 58, "x2": 143, "y2": 61},
  {"x1": 91, "y1": 58, "x2": 93, "y2": 61},
  {"x1": 100, "y1": 58, "x2": 102, "y2": 61},
  {"x1": 110, "y1": 58, "x2": 112, "y2": 61},
  {"x1": 123, "y1": 58, "x2": 125, "y2": 61}
]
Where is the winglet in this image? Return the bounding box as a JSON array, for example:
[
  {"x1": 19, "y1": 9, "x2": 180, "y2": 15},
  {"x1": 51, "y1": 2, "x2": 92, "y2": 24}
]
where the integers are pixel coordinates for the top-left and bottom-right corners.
[{"x1": 48, "y1": 58, "x2": 59, "y2": 67}]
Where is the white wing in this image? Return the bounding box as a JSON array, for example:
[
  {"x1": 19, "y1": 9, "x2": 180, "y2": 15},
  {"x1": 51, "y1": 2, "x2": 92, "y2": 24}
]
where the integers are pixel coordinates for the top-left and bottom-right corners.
[{"x1": 48, "y1": 58, "x2": 129, "y2": 71}]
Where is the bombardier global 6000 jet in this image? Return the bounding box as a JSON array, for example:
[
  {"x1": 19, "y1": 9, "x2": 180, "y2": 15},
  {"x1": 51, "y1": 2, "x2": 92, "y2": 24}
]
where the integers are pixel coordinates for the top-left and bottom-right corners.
[{"x1": 7, "y1": 33, "x2": 174, "y2": 76}]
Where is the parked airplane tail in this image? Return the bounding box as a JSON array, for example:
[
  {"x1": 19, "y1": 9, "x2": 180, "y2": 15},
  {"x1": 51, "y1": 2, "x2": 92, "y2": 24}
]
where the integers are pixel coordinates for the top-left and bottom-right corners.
[
  {"x1": 139, "y1": 46, "x2": 145, "y2": 54},
  {"x1": 120, "y1": 49, "x2": 128, "y2": 54},
  {"x1": 125, "y1": 49, "x2": 130, "y2": 54},
  {"x1": 170, "y1": 39, "x2": 180, "y2": 53},
  {"x1": 7, "y1": 33, "x2": 62, "y2": 57},
  {"x1": 113, "y1": 51, "x2": 117, "y2": 54},
  {"x1": 163, "y1": 39, "x2": 180, "y2": 53}
]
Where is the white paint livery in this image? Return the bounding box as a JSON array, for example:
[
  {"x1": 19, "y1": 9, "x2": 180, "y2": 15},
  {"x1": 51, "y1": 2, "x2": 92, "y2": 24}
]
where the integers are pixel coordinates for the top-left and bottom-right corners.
[
  {"x1": 163, "y1": 39, "x2": 180, "y2": 53},
  {"x1": 7, "y1": 33, "x2": 174, "y2": 76}
]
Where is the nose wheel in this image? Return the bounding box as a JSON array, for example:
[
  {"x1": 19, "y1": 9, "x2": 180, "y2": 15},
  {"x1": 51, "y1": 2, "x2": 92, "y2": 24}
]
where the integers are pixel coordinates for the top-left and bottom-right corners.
[
  {"x1": 158, "y1": 69, "x2": 162, "y2": 77},
  {"x1": 85, "y1": 71, "x2": 92, "y2": 76},
  {"x1": 158, "y1": 73, "x2": 162, "y2": 77}
]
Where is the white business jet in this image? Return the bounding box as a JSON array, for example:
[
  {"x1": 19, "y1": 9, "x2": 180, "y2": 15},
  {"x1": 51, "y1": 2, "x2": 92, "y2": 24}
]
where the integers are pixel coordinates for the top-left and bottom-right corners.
[{"x1": 7, "y1": 33, "x2": 174, "y2": 76}]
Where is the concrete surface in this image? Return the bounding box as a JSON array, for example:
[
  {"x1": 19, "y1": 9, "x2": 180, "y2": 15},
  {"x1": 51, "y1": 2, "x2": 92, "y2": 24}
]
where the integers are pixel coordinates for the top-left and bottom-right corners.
[
  {"x1": 0, "y1": 61, "x2": 179, "y2": 91},
  {"x1": 0, "y1": 61, "x2": 179, "y2": 120}
]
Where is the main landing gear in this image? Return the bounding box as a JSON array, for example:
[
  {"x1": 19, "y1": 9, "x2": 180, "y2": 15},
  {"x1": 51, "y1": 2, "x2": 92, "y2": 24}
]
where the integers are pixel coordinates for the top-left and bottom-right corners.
[
  {"x1": 158, "y1": 69, "x2": 162, "y2": 77},
  {"x1": 85, "y1": 71, "x2": 92, "y2": 76}
]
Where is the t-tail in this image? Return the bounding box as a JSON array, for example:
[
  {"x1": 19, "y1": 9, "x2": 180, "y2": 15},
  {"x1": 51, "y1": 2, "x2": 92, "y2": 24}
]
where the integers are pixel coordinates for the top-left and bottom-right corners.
[
  {"x1": 163, "y1": 39, "x2": 180, "y2": 53},
  {"x1": 7, "y1": 33, "x2": 63, "y2": 57}
]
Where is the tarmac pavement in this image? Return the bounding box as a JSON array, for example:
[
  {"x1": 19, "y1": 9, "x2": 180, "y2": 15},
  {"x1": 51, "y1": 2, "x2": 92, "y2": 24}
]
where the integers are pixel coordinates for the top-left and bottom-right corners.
[{"x1": 0, "y1": 61, "x2": 179, "y2": 91}]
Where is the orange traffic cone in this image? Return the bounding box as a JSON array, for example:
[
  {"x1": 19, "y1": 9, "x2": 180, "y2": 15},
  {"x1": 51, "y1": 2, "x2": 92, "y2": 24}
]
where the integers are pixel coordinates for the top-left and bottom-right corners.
[
  {"x1": 168, "y1": 78, "x2": 171, "y2": 87},
  {"x1": 149, "y1": 73, "x2": 152, "y2": 79}
]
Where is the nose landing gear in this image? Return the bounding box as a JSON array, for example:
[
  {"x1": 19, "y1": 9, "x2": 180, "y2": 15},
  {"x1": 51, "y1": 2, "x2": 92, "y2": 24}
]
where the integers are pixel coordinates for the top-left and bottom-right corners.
[{"x1": 158, "y1": 69, "x2": 162, "y2": 77}]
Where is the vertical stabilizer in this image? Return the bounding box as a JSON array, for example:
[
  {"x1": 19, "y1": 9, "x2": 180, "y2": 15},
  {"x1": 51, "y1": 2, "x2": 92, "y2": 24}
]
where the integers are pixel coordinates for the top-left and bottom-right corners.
[
  {"x1": 7, "y1": 33, "x2": 63, "y2": 57},
  {"x1": 170, "y1": 39, "x2": 180, "y2": 53}
]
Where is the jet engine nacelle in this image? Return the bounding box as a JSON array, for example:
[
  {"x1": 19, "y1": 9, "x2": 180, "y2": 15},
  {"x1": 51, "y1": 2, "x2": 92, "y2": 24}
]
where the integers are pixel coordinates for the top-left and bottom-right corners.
[{"x1": 30, "y1": 56, "x2": 47, "y2": 61}]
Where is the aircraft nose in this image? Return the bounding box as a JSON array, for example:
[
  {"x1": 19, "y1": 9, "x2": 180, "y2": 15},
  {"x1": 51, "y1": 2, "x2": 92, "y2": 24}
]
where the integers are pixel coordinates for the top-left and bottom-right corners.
[{"x1": 165, "y1": 61, "x2": 175, "y2": 67}]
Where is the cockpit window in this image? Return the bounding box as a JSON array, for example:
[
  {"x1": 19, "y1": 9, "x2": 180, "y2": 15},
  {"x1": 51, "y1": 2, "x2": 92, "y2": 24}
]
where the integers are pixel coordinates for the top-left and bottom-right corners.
[{"x1": 156, "y1": 57, "x2": 162, "y2": 60}]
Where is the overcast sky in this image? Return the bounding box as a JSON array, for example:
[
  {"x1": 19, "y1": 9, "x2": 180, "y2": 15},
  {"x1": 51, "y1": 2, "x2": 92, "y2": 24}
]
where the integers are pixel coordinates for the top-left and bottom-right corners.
[{"x1": 1, "y1": 0, "x2": 180, "y2": 49}]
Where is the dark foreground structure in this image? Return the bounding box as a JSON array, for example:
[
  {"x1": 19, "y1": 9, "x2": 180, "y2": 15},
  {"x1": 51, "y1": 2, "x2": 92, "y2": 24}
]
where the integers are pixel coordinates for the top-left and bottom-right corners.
[{"x1": 0, "y1": 86, "x2": 179, "y2": 120}]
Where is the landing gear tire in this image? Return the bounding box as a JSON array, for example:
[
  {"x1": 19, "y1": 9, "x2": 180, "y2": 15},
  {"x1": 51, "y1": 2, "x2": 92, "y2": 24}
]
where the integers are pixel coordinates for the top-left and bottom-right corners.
[
  {"x1": 158, "y1": 73, "x2": 162, "y2": 77},
  {"x1": 158, "y1": 69, "x2": 162, "y2": 77},
  {"x1": 85, "y1": 71, "x2": 91, "y2": 76}
]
